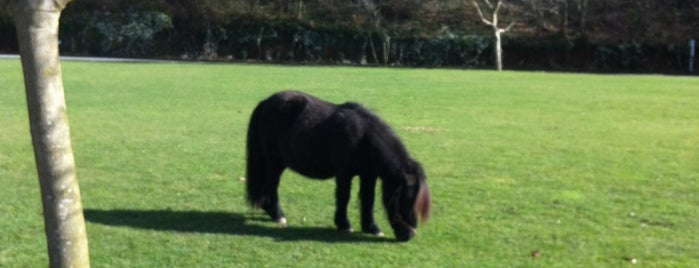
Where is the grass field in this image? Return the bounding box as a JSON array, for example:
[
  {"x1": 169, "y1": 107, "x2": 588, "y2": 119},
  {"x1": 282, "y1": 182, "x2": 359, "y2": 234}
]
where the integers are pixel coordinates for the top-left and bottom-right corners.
[{"x1": 1, "y1": 59, "x2": 698, "y2": 267}]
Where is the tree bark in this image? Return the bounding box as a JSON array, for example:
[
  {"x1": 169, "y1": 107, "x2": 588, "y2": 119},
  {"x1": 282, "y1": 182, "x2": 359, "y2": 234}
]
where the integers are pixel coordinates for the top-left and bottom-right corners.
[
  {"x1": 494, "y1": 29, "x2": 503, "y2": 71},
  {"x1": 13, "y1": 0, "x2": 90, "y2": 267}
]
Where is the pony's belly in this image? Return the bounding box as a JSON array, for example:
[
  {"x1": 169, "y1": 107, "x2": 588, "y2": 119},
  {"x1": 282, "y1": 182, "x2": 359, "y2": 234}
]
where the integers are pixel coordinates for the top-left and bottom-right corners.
[
  {"x1": 287, "y1": 164, "x2": 336, "y2": 179},
  {"x1": 284, "y1": 152, "x2": 336, "y2": 179},
  {"x1": 282, "y1": 138, "x2": 337, "y2": 179}
]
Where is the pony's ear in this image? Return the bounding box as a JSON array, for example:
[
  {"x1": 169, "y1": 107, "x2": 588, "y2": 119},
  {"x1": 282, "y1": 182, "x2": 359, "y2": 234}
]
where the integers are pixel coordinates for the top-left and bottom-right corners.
[{"x1": 404, "y1": 160, "x2": 424, "y2": 187}]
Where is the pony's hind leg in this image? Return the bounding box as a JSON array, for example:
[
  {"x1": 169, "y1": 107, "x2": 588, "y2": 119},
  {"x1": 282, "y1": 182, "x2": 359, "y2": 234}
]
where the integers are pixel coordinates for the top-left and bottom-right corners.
[
  {"x1": 334, "y1": 175, "x2": 353, "y2": 233},
  {"x1": 262, "y1": 200, "x2": 286, "y2": 226},
  {"x1": 261, "y1": 161, "x2": 287, "y2": 226},
  {"x1": 359, "y1": 175, "x2": 383, "y2": 236}
]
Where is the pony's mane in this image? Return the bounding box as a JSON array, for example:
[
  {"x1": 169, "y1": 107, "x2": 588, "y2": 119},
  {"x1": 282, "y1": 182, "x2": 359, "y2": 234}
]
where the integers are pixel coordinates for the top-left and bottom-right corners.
[
  {"x1": 415, "y1": 181, "x2": 431, "y2": 223},
  {"x1": 338, "y1": 103, "x2": 414, "y2": 169}
]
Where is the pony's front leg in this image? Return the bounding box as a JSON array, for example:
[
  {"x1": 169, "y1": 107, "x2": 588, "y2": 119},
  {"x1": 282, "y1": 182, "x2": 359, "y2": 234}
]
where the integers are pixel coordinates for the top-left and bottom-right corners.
[
  {"x1": 334, "y1": 175, "x2": 353, "y2": 233},
  {"x1": 359, "y1": 175, "x2": 383, "y2": 236}
]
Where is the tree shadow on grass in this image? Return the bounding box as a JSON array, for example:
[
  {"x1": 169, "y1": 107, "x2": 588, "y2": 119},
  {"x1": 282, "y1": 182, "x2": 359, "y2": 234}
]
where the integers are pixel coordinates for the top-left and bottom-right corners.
[{"x1": 83, "y1": 209, "x2": 392, "y2": 243}]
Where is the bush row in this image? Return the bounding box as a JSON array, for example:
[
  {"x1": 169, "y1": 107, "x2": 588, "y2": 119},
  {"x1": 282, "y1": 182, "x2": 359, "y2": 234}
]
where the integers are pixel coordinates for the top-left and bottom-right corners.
[
  {"x1": 505, "y1": 38, "x2": 694, "y2": 73},
  {"x1": 1, "y1": 9, "x2": 694, "y2": 73}
]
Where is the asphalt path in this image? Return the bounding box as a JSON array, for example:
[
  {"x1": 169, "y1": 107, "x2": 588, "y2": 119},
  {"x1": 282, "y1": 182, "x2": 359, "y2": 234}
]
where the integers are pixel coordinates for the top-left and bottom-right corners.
[{"x1": 0, "y1": 54, "x2": 175, "y2": 63}]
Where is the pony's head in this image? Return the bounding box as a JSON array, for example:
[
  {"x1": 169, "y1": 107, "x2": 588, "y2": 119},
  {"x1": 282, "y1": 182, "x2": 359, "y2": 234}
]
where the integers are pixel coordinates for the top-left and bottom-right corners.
[{"x1": 384, "y1": 159, "x2": 431, "y2": 242}]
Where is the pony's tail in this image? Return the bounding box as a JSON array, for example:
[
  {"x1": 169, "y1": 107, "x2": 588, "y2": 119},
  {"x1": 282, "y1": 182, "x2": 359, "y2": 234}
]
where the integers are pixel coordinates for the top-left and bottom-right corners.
[{"x1": 245, "y1": 102, "x2": 267, "y2": 209}]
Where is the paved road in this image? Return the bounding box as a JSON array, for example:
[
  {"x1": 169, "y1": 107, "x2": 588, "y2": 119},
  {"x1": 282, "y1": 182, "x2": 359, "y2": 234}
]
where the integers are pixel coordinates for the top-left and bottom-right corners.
[{"x1": 0, "y1": 54, "x2": 176, "y2": 63}]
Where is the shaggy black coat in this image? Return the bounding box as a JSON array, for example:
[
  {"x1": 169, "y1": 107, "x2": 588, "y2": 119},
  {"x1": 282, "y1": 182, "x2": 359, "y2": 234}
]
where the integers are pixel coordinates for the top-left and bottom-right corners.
[{"x1": 245, "y1": 90, "x2": 430, "y2": 241}]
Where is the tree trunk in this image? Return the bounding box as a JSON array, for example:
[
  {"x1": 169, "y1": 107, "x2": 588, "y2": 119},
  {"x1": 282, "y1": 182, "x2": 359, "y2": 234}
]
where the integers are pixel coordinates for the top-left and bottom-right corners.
[
  {"x1": 530, "y1": 1, "x2": 543, "y2": 37},
  {"x1": 561, "y1": 0, "x2": 569, "y2": 38},
  {"x1": 368, "y1": 33, "x2": 379, "y2": 65},
  {"x1": 13, "y1": 0, "x2": 90, "y2": 267},
  {"x1": 297, "y1": 0, "x2": 304, "y2": 20},
  {"x1": 494, "y1": 29, "x2": 503, "y2": 71},
  {"x1": 576, "y1": 0, "x2": 588, "y2": 38},
  {"x1": 381, "y1": 32, "x2": 390, "y2": 65}
]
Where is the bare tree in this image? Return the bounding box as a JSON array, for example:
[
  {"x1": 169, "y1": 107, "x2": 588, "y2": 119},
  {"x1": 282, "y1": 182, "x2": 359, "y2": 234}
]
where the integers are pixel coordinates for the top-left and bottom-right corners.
[
  {"x1": 358, "y1": 0, "x2": 392, "y2": 65},
  {"x1": 575, "y1": 0, "x2": 589, "y2": 38},
  {"x1": 471, "y1": 0, "x2": 515, "y2": 71},
  {"x1": 558, "y1": 0, "x2": 589, "y2": 39},
  {"x1": 12, "y1": 0, "x2": 90, "y2": 267},
  {"x1": 522, "y1": 0, "x2": 561, "y2": 37}
]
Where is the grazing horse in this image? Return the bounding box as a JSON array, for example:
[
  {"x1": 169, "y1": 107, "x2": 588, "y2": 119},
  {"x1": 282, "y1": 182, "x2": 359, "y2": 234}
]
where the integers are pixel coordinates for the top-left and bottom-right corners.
[{"x1": 245, "y1": 90, "x2": 431, "y2": 241}]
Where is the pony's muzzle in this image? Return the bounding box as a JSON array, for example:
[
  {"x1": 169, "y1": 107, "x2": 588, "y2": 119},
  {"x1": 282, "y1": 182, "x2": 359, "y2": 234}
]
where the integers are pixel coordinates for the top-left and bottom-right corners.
[{"x1": 395, "y1": 227, "x2": 415, "y2": 242}]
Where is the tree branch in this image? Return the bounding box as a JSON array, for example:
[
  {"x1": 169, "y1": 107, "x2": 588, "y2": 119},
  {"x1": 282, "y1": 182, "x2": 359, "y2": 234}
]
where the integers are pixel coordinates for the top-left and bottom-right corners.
[
  {"x1": 472, "y1": 0, "x2": 494, "y2": 26},
  {"x1": 504, "y1": 21, "x2": 516, "y2": 32},
  {"x1": 13, "y1": 0, "x2": 73, "y2": 11},
  {"x1": 483, "y1": 0, "x2": 494, "y2": 9},
  {"x1": 492, "y1": 0, "x2": 502, "y2": 15}
]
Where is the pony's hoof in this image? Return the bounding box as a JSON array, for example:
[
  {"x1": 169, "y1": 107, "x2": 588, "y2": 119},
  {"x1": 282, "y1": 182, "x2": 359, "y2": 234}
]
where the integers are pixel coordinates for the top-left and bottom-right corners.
[
  {"x1": 277, "y1": 217, "x2": 288, "y2": 227},
  {"x1": 362, "y1": 225, "x2": 383, "y2": 236},
  {"x1": 338, "y1": 227, "x2": 353, "y2": 234}
]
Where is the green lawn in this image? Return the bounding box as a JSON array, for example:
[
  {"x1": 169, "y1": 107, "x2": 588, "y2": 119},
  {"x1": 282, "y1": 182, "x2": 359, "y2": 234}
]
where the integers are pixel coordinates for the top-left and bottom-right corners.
[{"x1": 1, "y1": 59, "x2": 698, "y2": 267}]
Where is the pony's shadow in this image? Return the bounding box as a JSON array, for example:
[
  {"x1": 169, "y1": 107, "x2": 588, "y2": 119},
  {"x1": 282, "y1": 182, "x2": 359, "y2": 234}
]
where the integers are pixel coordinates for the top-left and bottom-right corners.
[{"x1": 83, "y1": 209, "x2": 392, "y2": 243}]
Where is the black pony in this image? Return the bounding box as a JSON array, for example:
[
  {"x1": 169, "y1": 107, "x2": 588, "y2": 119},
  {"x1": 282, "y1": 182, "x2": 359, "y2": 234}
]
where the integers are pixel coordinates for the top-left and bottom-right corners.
[{"x1": 245, "y1": 91, "x2": 431, "y2": 241}]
